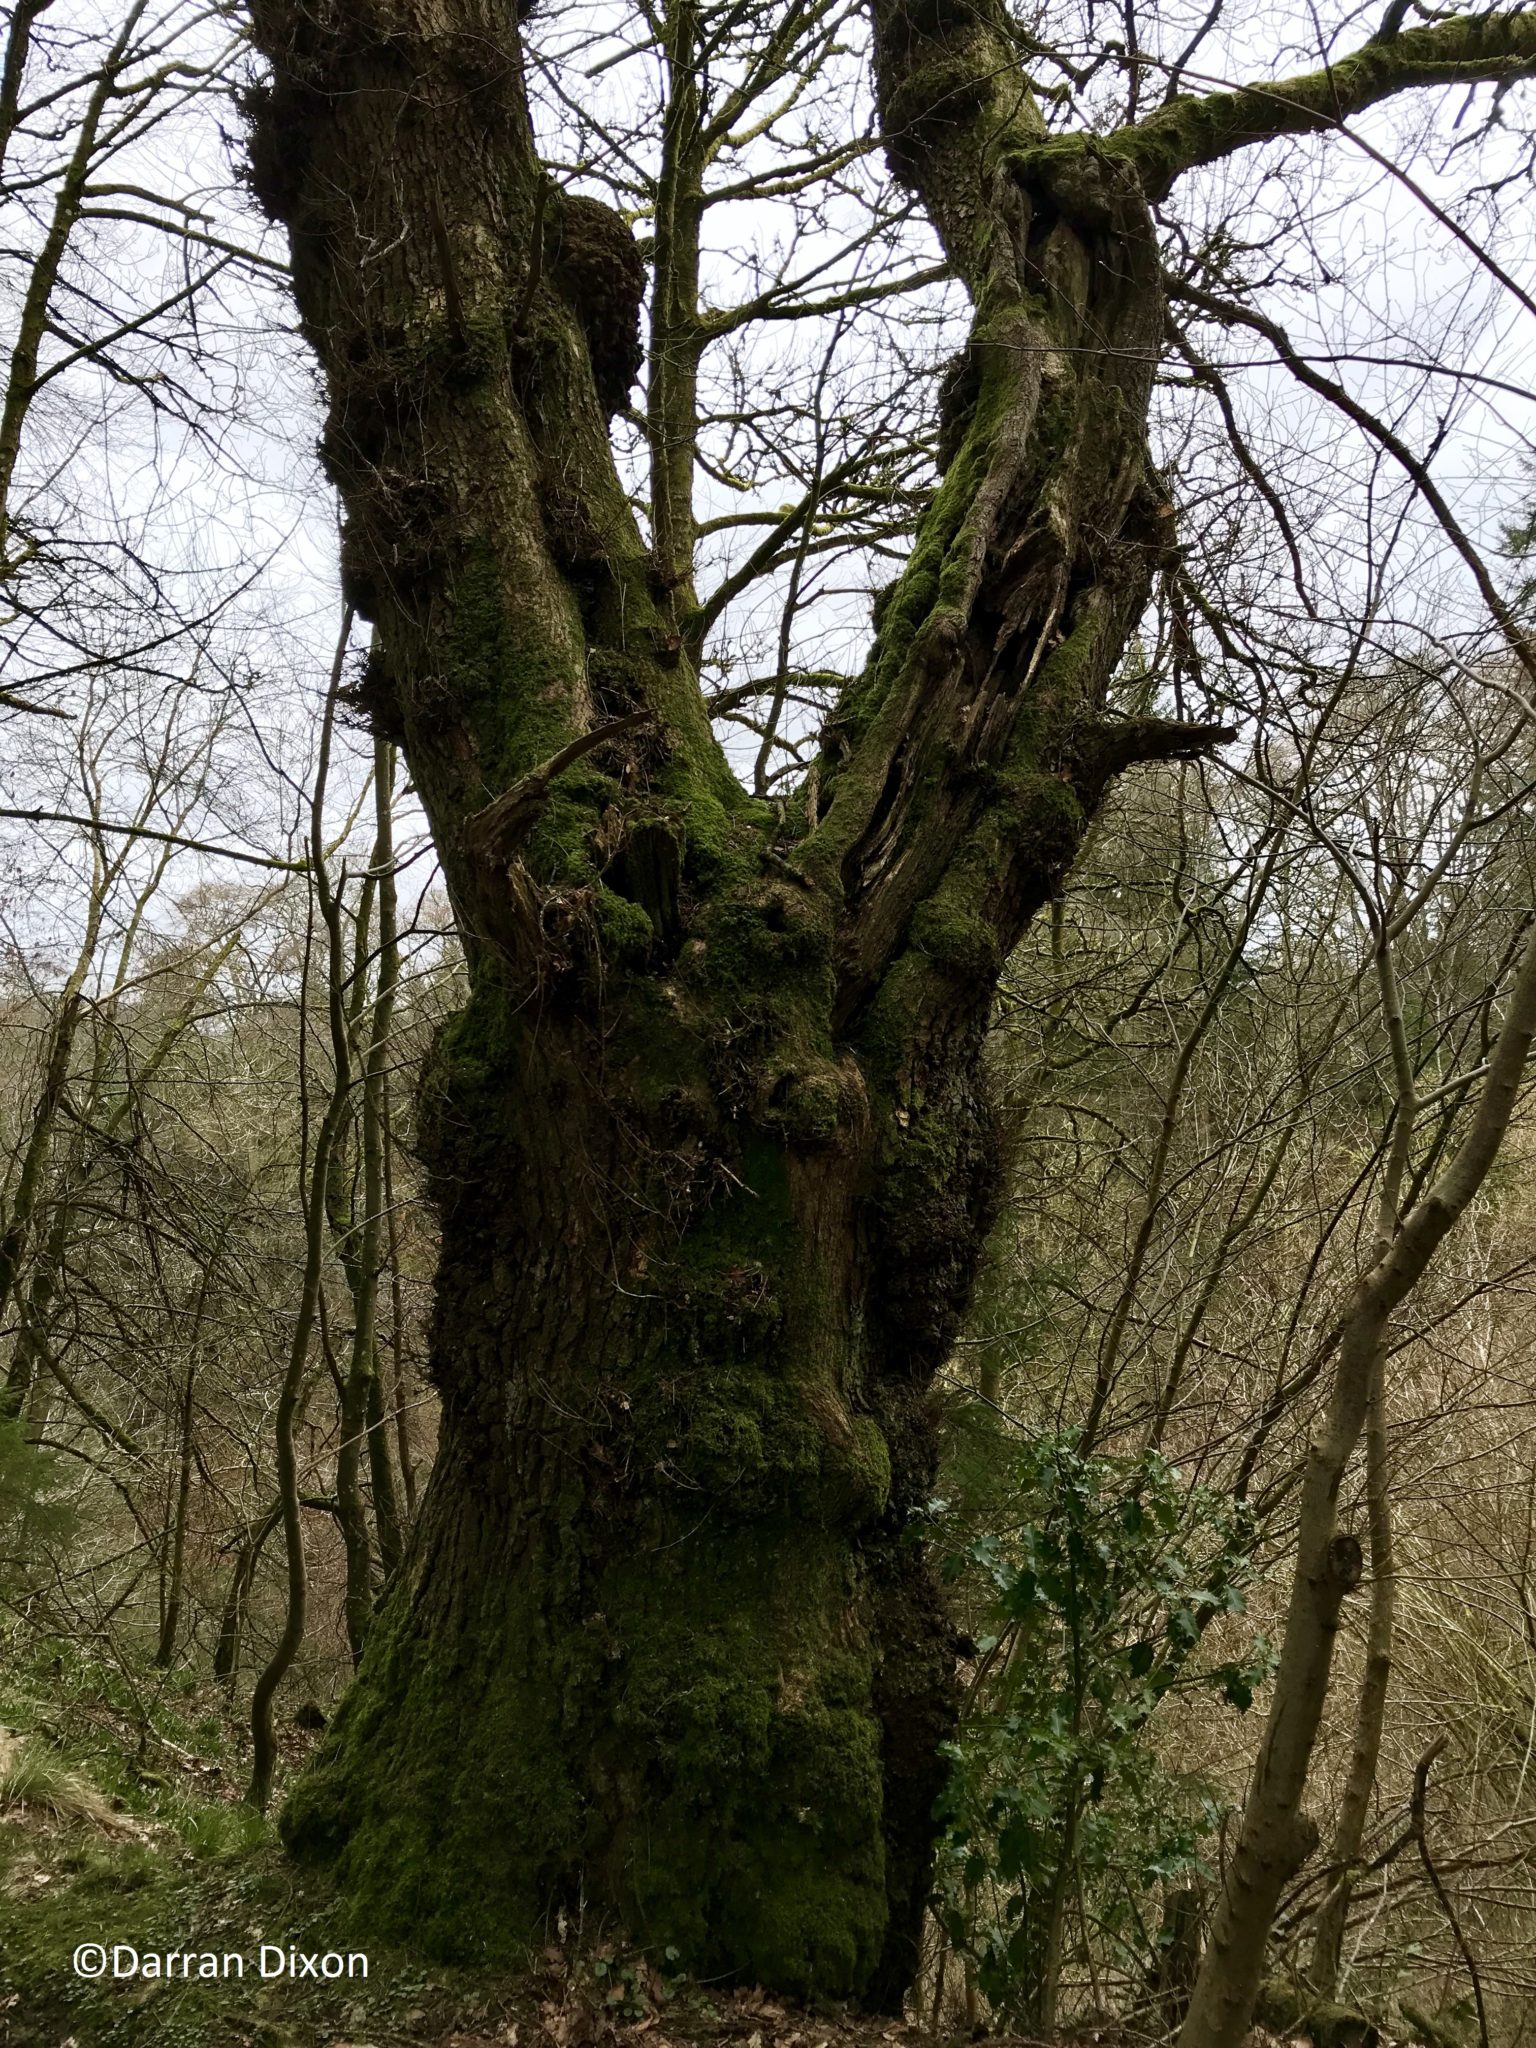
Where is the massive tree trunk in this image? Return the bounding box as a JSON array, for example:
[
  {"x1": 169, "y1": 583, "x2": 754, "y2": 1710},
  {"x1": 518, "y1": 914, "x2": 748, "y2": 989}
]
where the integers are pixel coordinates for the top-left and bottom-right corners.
[{"x1": 240, "y1": 0, "x2": 1227, "y2": 2001}]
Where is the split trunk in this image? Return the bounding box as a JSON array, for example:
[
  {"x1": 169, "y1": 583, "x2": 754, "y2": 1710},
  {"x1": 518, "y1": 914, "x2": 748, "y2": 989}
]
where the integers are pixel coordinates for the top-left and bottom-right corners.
[{"x1": 243, "y1": 0, "x2": 1205, "y2": 1999}]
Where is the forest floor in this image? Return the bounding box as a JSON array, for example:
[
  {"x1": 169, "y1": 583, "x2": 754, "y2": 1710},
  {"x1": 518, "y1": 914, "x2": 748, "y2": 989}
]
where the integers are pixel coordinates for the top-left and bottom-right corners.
[
  {"x1": 0, "y1": 1627, "x2": 1011, "y2": 2048},
  {"x1": 0, "y1": 1789, "x2": 1034, "y2": 2048},
  {"x1": 0, "y1": 1629, "x2": 1303, "y2": 2048}
]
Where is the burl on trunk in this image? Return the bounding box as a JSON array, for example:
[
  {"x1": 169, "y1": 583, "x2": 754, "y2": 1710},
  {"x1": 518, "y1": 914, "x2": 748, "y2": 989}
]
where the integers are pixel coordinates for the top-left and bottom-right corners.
[{"x1": 241, "y1": 0, "x2": 1217, "y2": 2000}]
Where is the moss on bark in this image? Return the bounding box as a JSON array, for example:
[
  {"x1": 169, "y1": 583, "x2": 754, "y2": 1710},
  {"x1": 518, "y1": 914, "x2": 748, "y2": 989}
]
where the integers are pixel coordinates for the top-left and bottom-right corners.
[{"x1": 241, "y1": 0, "x2": 1205, "y2": 2005}]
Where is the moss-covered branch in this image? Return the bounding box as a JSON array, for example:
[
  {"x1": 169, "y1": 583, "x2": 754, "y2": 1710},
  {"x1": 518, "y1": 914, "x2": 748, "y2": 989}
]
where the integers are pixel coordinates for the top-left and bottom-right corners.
[
  {"x1": 1113, "y1": 9, "x2": 1536, "y2": 201},
  {"x1": 812, "y1": 0, "x2": 1190, "y2": 1044}
]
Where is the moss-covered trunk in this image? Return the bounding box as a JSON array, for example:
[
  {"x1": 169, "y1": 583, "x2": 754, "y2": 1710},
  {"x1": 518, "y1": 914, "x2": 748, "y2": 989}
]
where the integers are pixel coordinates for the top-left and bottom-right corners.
[
  {"x1": 283, "y1": 972, "x2": 979, "y2": 1994},
  {"x1": 240, "y1": 0, "x2": 1223, "y2": 2002}
]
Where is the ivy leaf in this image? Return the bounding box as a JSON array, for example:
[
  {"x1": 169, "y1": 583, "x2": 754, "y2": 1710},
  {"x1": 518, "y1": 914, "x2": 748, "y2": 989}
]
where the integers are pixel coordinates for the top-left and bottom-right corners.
[{"x1": 1219, "y1": 1665, "x2": 1254, "y2": 1712}]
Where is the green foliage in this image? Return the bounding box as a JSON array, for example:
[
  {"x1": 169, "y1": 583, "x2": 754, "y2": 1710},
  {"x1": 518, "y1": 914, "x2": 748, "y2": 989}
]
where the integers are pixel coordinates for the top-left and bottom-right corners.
[
  {"x1": 0, "y1": 1416, "x2": 79, "y2": 1589},
  {"x1": 932, "y1": 1431, "x2": 1273, "y2": 2024}
]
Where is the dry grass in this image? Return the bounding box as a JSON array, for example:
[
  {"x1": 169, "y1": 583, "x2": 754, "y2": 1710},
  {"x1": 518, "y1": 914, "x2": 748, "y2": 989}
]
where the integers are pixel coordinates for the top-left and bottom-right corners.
[{"x1": 0, "y1": 1728, "x2": 133, "y2": 1833}]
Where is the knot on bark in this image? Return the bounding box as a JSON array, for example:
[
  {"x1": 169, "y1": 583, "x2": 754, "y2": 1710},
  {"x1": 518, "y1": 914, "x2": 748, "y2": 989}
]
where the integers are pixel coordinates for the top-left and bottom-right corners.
[
  {"x1": 544, "y1": 188, "x2": 645, "y2": 418},
  {"x1": 1325, "y1": 1531, "x2": 1364, "y2": 1594},
  {"x1": 240, "y1": 7, "x2": 405, "y2": 232},
  {"x1": 1010, "y1": 137, "x2": 1150, "y2": 236},
  {"x1": 239, "y1": 76, "x2": 320, "y2": 230},
  {"x1": 340, "y1": 644, "x2": 407, "y2": 743},
  {"x1": 1270, "y1": 1807, "x2": 1322, "y2": 1882}
]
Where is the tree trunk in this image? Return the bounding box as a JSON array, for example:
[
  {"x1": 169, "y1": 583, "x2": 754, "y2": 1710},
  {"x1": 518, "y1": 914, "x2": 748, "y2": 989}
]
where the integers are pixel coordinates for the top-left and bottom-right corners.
[
  {"x1": 381, "y1": 1066, "x2": 418, "y2": 1518},
  {"x1": 1180, "y1": 917, "x2": 1536, "y2": 2048},
  {"x1": 284, "y1": 993, "x2": 980, "y2": 1988},
  {"x1": 154, "y1": 1361, "x2": 197, "y2": 1668},
  {"x1": 242, "y1": 0, "x2": 1221, "y2": 1997},
  {"x1": 1308, "y1": 1347, "x2": 1394, "y2": 1998},
  {"x1": 2, "y1": 1195, "x2": 67, "y2": 1428},
  {"x1": 362, "y1": 739, "x2": 406, "y2": 1576},
  {"x1": 214, "y1": 1503, "x2": 280, "y2": 1687},
  {"x1": 247, "y1": 636, "x2": 355, "y2": 1813},
  {"x1": 0, "y1": 879, "x2": 105, "y2": 1344}
]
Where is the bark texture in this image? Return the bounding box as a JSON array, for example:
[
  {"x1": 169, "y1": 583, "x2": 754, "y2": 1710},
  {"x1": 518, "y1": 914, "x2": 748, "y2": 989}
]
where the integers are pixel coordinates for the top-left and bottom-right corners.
[
  {"x1": 240, "y1": 0, "x2": 1220, "y2": 1998},
  {"x1": 1308, "y1": 1350, "x2": 1394, "y2": 1998}
]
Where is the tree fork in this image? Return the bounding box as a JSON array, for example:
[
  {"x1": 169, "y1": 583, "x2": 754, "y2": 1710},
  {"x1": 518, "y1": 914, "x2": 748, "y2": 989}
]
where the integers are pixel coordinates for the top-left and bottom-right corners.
[{"x1": 241, "y1": 0, "x2": 1223, "y2": 1999}]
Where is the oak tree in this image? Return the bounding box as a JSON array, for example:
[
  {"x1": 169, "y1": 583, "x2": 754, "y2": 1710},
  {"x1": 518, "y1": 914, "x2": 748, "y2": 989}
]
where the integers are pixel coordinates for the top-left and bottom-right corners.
[{"x1": 237, "y1": 0, "x2": 1536, "y2": 2014}]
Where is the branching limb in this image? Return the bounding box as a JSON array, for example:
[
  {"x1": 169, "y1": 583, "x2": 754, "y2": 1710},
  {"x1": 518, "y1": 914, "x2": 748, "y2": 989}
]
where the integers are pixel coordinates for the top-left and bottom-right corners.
[{"x1": 1114, "y1": 11, "x2": 1536, "y2": 201}]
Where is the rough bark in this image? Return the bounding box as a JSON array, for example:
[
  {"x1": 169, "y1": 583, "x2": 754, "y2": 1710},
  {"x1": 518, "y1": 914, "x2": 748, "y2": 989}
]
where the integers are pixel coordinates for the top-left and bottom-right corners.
[
  {"x1": 234, "y1": 0, "x2": 1532, "y2": 2003},
  {"x1": 1308, "y1": 1347, "x2": 1394, "y2": 1998}
]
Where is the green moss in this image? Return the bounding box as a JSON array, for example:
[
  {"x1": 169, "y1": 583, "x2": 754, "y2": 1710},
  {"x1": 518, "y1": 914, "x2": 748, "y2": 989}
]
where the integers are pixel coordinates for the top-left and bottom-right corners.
[
  {"x1": 983, "y1": 767, "x2": 1086, "y2": 881},
  {"x1": 908, "y1": 896, "x2": 1001, "y2": 980},
  {"x1": 833, "y1": 1415, "x2": 893, "y2": 1524},
  {"x1": 669, "y1": 787, "x2": 770, "y2": 888},
  {"x1": 445, "y1": 539, "x2": 582, "y2": 786},
  {"x1": 283, "y1": 1502, "x2": 890, "y2": 1996},
  {"x1": 691, "y1": 886, "x2": 832, "y2": 1001},
  {"x1": 586, "y1": 646, "x2": 651, "y2": 711},
  {"x1": 592, "y1": 884, "x2": 655, "y2": 965},
  {"x1": 283, "y1": 972, "x2": 907, "y2": 1993},
  {"x1": 415, "y1": 982, "x2": 525, "y2": 1171},
  {"x1": 881, "y1": 54, "x2": 989, "y2": 160},
  {"x1": 283, "y1": 1564, "x2": 583, "y2": 1962},
  {"x1": 597, "y1": 1545, "x2": 887, "y2": 1995},
  {"x1": 752, "y1": 1056, "x2": 849, "y2": 1144}
]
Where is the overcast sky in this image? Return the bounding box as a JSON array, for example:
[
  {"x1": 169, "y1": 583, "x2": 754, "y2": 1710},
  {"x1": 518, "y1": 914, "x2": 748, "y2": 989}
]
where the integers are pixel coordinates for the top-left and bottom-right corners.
[{"x1": 1, "y1": 0, "x2": 1532, "y2": 979}]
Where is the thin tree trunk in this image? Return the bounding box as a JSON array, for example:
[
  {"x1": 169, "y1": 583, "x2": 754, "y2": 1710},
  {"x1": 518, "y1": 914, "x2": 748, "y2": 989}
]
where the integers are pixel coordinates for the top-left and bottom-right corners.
[
  {"x1": 1307, "y1": 1345, "x2": 1395, "y2": 1998},
  {"x1": 0, "y1": 1, "x2": 147, "y2": 569},
  {"x1": 217, "y1": 1496, "x2": 338, "y2": 1687},
  {"x1": 649, "y1": 0, "x2": 705, "y2": 653},
  {"x1": 0, "y1": 1, "x2": 56, "y2": 182},
  {"x1": 0, "y1": 889, "x2": 104, "y2": 1342},
  {"x1": 360, "y1": 740, "x2": 404, "y2": 1576},
  {"x1": 1180, "y1": 915, "x2": 1536, "y2": 2048},
  {"x1": 380, "y1": 1066, "x2": 417, "y2": 1518},
  {"x1": 247, "y1": 618, "x2": 355, "y2": 1811},
  {"x1": 329, "y1": 831, "x2": 378, "y2": 1666},
  {"x1": 215, "y1": 1504, "x2": 281, "y2": 1687},
  {"x1": 1038, "y1": 1794, "x2": 1084, "y2": 2036},
  {"x1": 154, "y1": 1362, "x2": 197, "y2": 1669},
  {"x1": 2, "y1": 1194, "x2": 67, "y2": 1427},
  {"x1": 329, "y1": 739, "x2": 406, "y2": 1653}
]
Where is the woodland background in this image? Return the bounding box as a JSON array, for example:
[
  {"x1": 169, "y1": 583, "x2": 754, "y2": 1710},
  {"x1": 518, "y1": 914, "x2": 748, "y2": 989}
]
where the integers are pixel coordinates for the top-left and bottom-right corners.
[{"x1": 3, "y1": 0, "x2": 1536, "y2": 2043}]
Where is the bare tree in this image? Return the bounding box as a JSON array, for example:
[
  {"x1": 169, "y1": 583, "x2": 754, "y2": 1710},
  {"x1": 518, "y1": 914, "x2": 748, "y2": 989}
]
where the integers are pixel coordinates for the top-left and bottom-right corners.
[{"x1": 234, "y1": 0, "x2": 1536, "y2": 2009}]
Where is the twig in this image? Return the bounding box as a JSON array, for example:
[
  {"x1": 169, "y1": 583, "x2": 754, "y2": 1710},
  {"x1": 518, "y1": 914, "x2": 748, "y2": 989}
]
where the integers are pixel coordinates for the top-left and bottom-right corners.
[{"x1": 1412, "y1": 1734, "x2": 1491, "y2": 2048}]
